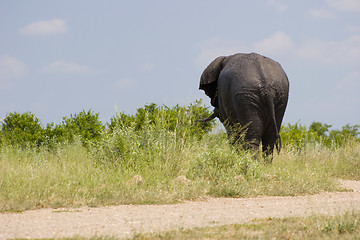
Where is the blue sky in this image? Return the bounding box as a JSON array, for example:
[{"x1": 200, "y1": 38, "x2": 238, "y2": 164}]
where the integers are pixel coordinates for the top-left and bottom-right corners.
[{"x1": 1, "y1": 0, "x2": 360, "y2": 129}]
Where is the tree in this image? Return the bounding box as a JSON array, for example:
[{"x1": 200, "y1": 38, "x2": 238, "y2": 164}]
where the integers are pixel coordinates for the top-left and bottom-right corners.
[{"x1": 0, "y1": 112, "x2": 44, "y2": 147}]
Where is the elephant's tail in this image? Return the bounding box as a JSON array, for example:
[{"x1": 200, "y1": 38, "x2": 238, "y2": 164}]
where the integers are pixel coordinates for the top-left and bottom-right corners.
[
  {"x1": 275, "y1": 135, "x2": 282, "y2": 154},
  {"x1": 266, "y1": 96, "x2": 281, "y2": 154}
]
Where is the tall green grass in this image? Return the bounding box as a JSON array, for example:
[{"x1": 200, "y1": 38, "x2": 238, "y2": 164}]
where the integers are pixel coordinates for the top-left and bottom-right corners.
[
  {"x1": 0, "y1": 102, "x2": 359, "y2": 211},
  {"x1": 1, "y1": 123, "x2": 359, "y2": 212}
]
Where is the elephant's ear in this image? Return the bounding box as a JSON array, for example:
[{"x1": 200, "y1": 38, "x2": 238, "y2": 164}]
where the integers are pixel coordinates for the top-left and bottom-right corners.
[{"x1": 199, "y1": 56, "x2": 226, "y2": 92}]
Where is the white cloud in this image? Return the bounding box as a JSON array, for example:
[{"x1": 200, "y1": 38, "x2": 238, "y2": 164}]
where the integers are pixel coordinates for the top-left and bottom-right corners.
[
  {"x1": 42, "y1": 60, "x2": 92, "y2": 74},
  {"x1": 295, "y1": 34, "x2": 360, "y2": 65},
  {"x1": 0, "y1": 55, "x2": 27, "y2": 80},
  {"x1": 267, "y1": 0, "x2": 287, "y2": 12},
  {"x1": 327, "y1": 0, "x2": 360, "y2": 12},
  {"x1": 333, "y1": 72, "x2": 360, "y2": 112},
  {"x1": 336, "y1": 72, "x2": 360, "y2": 90},
  {"x1": 307, "y1": 0, "x2": 360, "y2": 21},
  {"x1": 140, "y1": 63, "x2": 155, "y2": 72},
  {"x1": 113, "y1": 78, "x2": 136, "y2": 91},
  {"x1": 308, "y1": 8, "x2": 336, "y2": 19},
  {"x1": 195, "y1": 38, "x2": 249, "y2": 68},
  {"x1": 195, "y1": 32, "x2": 294, "y2": 68},
  {"x1": 0, "y1": 55, "x2": 27, "y2": 89},
  {"x1": 19, "y1": 19, "x2": 67, "y2": 36},
  {"x1": 253, "y1": 31, "x2": 295, "y2": 55},
  {"x1": 196, "y1": 46, "x2": 241, "y2": 69},
  {"x1": 197, "y1": 32, "x2": 360, "y2": 70},
  {"x1": 345, "y1": 25, "x2": 360, "y2": 33}
]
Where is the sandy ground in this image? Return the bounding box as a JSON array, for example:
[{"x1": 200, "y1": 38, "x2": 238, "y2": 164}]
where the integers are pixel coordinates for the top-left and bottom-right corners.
[{"x1": 1, "y1": 180, "x2": 360, "y2": 239}]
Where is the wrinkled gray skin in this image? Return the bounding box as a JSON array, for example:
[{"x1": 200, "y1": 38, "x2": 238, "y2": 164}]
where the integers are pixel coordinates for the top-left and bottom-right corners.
[{"x1": 199, "y1": 53, "x2": 289, "y2": 157}]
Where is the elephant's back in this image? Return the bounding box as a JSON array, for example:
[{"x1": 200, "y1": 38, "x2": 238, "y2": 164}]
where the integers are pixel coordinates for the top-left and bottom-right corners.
[
  {"x1": 219, "y1": 53, "x2": 263, "y2": 90},
  {"x1": 219, "y1": 53, "x2": 288, "y2": 92}
]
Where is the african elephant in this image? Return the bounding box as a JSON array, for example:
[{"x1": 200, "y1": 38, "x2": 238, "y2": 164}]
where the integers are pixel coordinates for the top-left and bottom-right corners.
[{"x1": 199, "y1": 53, "x2": 289, "y2": 157}]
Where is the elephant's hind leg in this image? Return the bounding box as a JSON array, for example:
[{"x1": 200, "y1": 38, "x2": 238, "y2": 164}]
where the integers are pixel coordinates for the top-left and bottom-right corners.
[
  {"x1": 261, "y1": 126, "x2": 278, "y2": 158},
  {"x1": 242, "y1": 120, "x2": 263, "y2": 153}
]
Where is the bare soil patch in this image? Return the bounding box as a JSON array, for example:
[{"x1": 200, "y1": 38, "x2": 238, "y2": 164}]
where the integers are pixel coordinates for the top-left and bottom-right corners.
[{"x1": 1, "y1": 180, "x2": 360, "y2": 239}]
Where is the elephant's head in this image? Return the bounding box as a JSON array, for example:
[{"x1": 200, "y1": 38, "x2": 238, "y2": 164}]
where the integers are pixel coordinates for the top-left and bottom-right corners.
[
  {"x1": 198, "y1": 56, "x2": 226, "y2": 123},
  {"x1": 199, "y1": 56, "x2": 226, "y2": 107}
]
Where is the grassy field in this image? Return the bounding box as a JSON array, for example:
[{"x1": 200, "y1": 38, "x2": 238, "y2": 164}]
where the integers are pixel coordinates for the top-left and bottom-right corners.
[
  {"x1": 127, "y1": 212, "x2": 360, "y2": 240},
  {"x1": 1, "y1": 106, "x2": 359, "y2": 240},
  {"x1": 31, "y1": 212, "x2": 360, "y2": 239},
  {"x1": 1, "y1": 123, "x2": 359, "y2": 212}
]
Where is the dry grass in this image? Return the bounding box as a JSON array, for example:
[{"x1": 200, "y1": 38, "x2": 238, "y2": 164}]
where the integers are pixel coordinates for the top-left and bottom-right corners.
[
  {"x1": 127, "y1": 212, "x2": 360, "y2": 240},
  {"x1": 0, "y1": 128, "x2": 359, "y2": 212}
]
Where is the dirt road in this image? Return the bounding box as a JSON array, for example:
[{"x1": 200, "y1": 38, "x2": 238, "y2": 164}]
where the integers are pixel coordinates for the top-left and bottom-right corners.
[{"x1": 1, "y1": 180, "x2": 360, "y2": 239}]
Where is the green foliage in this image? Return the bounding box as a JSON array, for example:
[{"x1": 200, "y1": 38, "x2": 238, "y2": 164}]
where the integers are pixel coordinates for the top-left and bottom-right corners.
[
  {"x1": 1, "y1": 101, "x2": 359, "y2": 212},
  {"x1": 280, "y1": 122, "x2": 316, "y2": 150},
  {"x1": 91, "y1": 101, "x2": 215, "y2": 165},
  {"x1": 2, "y1": 128, "x2": 359, "y2": 212},
  {"x1": 309, "y1": 121, "x2": 332, "y2": 137},
  {"x1": 0, "y1": 112, "x2": 44, "y2": 147},
  {"x1": 329, "y1": 124, "x2": 360, "y2": 147},
  {"x1": 0, "y1": 110, "x2": 104, "y2": 148},
  {"x1": 0, "y1": 101, "x2": 214, "y2": 150},
  {"x1": 1, "y1": 104, "x2": 358, "y2": 154},
  {"x1": 281, "y1": 122, "x2": 360, "y2": 150},
  {"x1": 109, "y1": 100, "x2": 215, "y2": 139},
  {"x1": 53, "y1": 109, "x2": 104, "y2": 145}
]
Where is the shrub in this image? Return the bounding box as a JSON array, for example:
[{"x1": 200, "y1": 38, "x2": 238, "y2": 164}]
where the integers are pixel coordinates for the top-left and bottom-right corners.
[
  {"x1": 309, "y1": 122, "x2": 332, "y2": 137},
  {"x1": 280, "y1": 122, "x2": 313, "y2": 150},
  {"x1": 90, "y1": 101, "x2": 216, "y2": 165},
  {"x1": 328, "y1": 124, "x2": 360, "y2": 147},
  {"x1": 0, "y1": 112, "x2": 44, "y2": 147},
  {"x1": 51, "y1": 109, "x2": 104, "y2": 145},
  {"x1": 281, "y1": 122, "x2": 360, "y2": 150},
  {"x1": 109, "y1": 100, "x2": 215, "y2": 140}
]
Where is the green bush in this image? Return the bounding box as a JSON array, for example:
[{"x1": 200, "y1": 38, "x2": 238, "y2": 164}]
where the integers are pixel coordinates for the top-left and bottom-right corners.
[
  {"x1": 92, "y1": 101, "x2": 216, "y2": 164},
  {"x1": 328, "y1": 124, "x2": 360, "y2": 147},
  {"x1": 0, "y1": 102, "x2": 214, "y2": 149},
  {"x1": 0, "y1": 112, "x2": 44, "y2": 147},
  {"x1": 48, "y1": 109, "x2": 104, "y2": 146},
  {"x1": 281, "y1": 122, "x2": 360, "y2": 150},
  {"x1": 0, "y1": 110, "x2": 104, "y2": 148},
  {"x1": 1, "y1": 103, "x2": 358, "y2": 153},
  {"x1": 280, "y1": 122, "x2": 311, "y2": 150},
  {"x1": 109, "y1": 100, "x2": 215, "y2": 139},
  {"x1": 309, "y1": 122, "x2": 332, "y2": 137}
]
